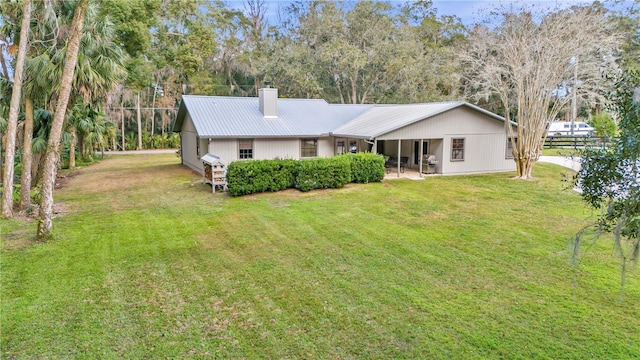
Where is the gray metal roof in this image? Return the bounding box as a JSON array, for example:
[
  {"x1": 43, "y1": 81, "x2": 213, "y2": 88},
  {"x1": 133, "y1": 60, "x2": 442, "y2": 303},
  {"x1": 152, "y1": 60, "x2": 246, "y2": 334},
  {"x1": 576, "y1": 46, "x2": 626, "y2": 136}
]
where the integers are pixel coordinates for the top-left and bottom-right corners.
[
  {"x1": 331, "y1": 101, "x2": 507, "y2": 138},
  {"x1": 173, "y1": 96, "x2": 507, "y2": 139},
  {"x1": 174, "y1": 95, "x2": 373, "y2": 138}
]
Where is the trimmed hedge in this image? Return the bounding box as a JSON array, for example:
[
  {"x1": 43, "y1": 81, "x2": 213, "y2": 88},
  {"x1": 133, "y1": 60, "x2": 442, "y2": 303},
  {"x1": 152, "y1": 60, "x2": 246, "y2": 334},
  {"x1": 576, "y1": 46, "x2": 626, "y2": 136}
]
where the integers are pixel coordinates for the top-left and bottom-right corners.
[
  {"x1": 342, "y1": 152, "x2": 385, "y2": 183},
  {"x1": 226, "y1": 153, "x2": 385, "y2": 196},
  {"x1": 296, "y1": 156, "x2": 351, "y2": 192},
  {"x1": 227, "y1": 159, "x2": 297, "y2": 196}
]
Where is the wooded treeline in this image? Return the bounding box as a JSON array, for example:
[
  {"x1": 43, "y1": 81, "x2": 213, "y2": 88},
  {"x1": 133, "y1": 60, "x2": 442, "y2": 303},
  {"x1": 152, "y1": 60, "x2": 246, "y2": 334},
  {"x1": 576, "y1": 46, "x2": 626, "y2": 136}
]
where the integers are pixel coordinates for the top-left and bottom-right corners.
[{"x1": 0, "y1": 0, "x2": 638, "y2": 239}]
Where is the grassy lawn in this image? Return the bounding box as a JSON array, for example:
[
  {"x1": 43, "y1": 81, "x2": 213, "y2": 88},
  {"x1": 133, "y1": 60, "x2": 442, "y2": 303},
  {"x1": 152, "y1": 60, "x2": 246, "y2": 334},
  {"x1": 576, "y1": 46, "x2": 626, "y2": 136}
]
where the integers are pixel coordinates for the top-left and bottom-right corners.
[
  {"x1": 541, "y1": 147, "x2": 581, "y2": 156},
  {"x1": 2, "y1": 154, "x2": 638, "y2": 358}
]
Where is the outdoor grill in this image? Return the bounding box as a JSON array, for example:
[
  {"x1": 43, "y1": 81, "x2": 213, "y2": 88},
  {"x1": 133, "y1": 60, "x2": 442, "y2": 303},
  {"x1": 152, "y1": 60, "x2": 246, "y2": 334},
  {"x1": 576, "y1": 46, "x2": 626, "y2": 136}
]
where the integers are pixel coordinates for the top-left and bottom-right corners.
[{"x1": 422, "y1": 154, "x2": 438, "y2": 174}]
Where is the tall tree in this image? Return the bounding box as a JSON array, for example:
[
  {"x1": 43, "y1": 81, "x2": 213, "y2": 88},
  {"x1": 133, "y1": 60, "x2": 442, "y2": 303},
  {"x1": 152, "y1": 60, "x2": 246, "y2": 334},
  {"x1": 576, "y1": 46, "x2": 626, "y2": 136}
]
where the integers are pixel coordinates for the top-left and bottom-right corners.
[
  {"x1": 20, "y1": 96, "x2": 33, "y2": 209},
  {"x1": 1, "y1": 0, "x2": 31, "y2": 218},
  {"x1": 262, "y1": 0, "x2": 462, "y2": 104},
  {"x1": 613, "y1": 0, "x2": 640, "y2": 71},
  {"x1": 36, "y1": 0, "x2": 88, "y2": 241},
  {"x1": 461, "y1": 4, "x2": 623, "y2": 179},
  {"x1": 573, "y1": 68, "x2": 640, "y2": 301},
  {"x1": 99, "y1": 0, "x2": 159, "y2": 149}
]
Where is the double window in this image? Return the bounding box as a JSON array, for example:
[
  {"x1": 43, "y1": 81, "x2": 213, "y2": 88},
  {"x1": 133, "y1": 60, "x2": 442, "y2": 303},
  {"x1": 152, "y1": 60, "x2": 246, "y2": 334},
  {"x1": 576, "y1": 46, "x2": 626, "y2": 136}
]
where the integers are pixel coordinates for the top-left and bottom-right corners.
[
  {"x1": 451, "y1": 138, "x2": 465, "y2": 161},
  {"x1": 239, "y1": 139, "x2": 253, "y2": 159},
  {"x1": 301, "y1": 138, "x2": 318, "y2": 158}
]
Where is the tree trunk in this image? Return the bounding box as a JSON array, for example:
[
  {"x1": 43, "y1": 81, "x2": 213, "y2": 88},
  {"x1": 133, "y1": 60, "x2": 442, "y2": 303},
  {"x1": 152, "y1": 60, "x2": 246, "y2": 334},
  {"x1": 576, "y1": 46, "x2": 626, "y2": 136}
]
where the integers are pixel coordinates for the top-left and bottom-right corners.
[
  {"x1": 0, "y1": 46, "x2": 10, "y2": 80},
  {"x1": 32, "y1": 152, "x2": 43, "y2": 187},
  {"x1": 36, "y1": 0, "x2": 88, "y2": 241},
  {"x1": 136, "y1": 92, "x2": 142, "y2": 150},
  {"x1": 121, "y1": 104, "x2": 125, "y2": 151},
  {"x1": 516, "y1": 158, "x2": 535, "y2": 179},
  {"x1": 78, "y1": 132, "x2": 85, "y2": 159},
  {"x1": 1, "y1": 0, "x2": 32, "y2": 218},
  {"x1": 151, "y1": 83, "x2": 157, "y2": 136},
  {"x1": 69, "y1": 127, "x2": 76, "y2": 168},
  {"x1": 20, "y1": 96, "x2": 34, "y2": 210}
]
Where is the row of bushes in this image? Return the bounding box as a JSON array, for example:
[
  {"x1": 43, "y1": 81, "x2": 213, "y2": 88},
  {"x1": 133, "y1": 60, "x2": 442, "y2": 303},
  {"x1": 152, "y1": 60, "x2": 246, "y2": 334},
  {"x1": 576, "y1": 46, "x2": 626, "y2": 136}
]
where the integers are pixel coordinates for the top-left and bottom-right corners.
[{"x1": 226, "y1": 153, "x2": 385, "y2": 196}]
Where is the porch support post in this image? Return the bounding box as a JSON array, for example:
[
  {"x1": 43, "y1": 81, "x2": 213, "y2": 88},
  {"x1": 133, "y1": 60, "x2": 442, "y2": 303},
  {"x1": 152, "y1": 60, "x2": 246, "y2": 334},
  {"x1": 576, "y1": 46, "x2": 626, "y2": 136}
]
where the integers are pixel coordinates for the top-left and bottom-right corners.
[
  {"x1": 419, "y1": 139, "x2": 424, "y2": 178},
  {"x1": 397, "y1": 139, "x2": 401, "y2": 177},
  {"x1": 373, "y1": 139, "x2": 377, "y2": 154}
]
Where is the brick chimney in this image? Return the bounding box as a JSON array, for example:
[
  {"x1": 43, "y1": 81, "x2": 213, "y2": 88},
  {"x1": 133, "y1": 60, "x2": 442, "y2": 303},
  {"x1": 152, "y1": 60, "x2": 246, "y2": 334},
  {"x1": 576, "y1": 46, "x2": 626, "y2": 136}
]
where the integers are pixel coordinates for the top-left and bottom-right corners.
[{"x1": 259, "y1": 82, "x2": 277, "y2": 118}]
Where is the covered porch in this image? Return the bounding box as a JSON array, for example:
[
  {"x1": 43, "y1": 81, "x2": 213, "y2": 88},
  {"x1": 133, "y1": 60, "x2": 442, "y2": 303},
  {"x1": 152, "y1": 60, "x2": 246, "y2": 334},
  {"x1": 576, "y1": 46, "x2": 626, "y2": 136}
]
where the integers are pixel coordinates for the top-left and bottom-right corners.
[{"x1": 373, "y1": 138, "x2": 443, "y2": 178}]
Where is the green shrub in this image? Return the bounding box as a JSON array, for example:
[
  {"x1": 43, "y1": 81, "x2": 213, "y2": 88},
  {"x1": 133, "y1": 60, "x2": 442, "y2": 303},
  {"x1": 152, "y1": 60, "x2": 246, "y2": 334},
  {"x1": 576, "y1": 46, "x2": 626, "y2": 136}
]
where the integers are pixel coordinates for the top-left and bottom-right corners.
[
  {"x1": 227, "y1": 159, "x2": 297, "y2": 196},
  {"x1": 296, "y1": 156, "x2": 351, "y2": 192},
  {"x1": 226, "y1": 153, "x2": 383, "y2": 196},
  {"x1": 589, "y1": 113, "x2": 617, "y2": 138},
  {"x1": 343, "y1": 152, "x2": 385, "y2": 183}
]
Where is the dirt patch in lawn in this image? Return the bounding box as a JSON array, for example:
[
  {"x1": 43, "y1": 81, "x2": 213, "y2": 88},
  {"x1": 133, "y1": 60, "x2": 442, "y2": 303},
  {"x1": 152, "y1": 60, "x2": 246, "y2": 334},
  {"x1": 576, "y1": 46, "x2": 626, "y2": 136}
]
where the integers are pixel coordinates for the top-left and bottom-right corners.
[
  {"x1": 61, "y1": 156, "x2": 188, "y2": 195},
  {"x1": 2, "y1": 229, "x2": 35, "y2": 249},
  {"x1": 55, "y1": 170, "x2": 78, "y2": 189}
]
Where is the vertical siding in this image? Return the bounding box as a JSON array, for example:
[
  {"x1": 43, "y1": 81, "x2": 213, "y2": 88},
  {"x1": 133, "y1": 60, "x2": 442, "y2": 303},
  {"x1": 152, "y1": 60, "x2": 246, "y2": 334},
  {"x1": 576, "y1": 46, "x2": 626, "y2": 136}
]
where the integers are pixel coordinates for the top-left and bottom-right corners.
[
  {"x1": 180, "y1": 114, "x2": 203, "y2": 174},
  {"x1": 318, "y1": 137, "x2": 333, "y2": 157},
  {"x1": 375, "y1": 107, "x2": 514, "y2": 175},
  {"x1": 208, "y1": 138, "x2": 237, "y2": 163},
  {"x1": 378, "y1": 107, "x2": 505, "y2": 140},
  {"x1": 254, "y1": 138, "x2": 300, "y2": 160},
  {"x1": 441, "y1": 134, "x2": 515, "y2": 175}
]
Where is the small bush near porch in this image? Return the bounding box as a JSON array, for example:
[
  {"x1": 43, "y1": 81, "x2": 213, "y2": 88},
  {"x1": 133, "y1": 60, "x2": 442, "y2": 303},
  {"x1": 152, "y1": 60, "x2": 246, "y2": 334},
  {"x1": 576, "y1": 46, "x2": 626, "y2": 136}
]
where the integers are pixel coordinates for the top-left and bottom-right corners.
[{"x1": 1, "y1": 154, "x2": 638, "y2": 358}]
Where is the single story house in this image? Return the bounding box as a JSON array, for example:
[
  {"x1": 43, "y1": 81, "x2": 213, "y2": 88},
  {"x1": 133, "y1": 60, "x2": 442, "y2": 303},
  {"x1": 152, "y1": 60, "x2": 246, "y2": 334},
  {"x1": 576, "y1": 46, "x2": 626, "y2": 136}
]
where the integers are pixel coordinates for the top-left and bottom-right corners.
[{"x1": 172, "y1": 87, "x2": 516, "y2": 177}]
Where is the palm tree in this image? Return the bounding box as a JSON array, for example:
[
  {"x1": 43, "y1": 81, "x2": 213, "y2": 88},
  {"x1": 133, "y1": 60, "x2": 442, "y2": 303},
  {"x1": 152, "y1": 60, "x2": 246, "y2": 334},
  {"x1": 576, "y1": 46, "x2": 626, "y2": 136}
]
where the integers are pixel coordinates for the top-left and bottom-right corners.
[
  {"x1": 1, "y1": 0, "x2": 32, "y2": 218},
  {"x1": 36, "y1": 0, "x2": 89, "y2": 241},
  {"x1": 20, "y1": 96, "x2": 34, "y2": 209}
]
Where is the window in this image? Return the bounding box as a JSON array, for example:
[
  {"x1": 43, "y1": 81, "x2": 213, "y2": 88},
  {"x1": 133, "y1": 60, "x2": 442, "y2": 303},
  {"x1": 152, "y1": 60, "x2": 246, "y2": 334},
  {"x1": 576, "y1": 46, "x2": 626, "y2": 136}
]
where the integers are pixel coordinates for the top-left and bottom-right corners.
[
  {"x1": 451, "y1": 138, "x2": 465, "y2": 161},
  {"x1": 239, "y1": 139, "x2": 253, "y2": 159},
  {"x1": 301, "y1": 138, "x2": 318, "y2": 157},
  {"x1": 336, "y1": 140, "x2": 346, "y2": 154},
  {"x1": 349, "y1": 140, "x2": 357, "y2": 153},
  {"x1": 506, "y1": 137, "x2": 517, "y2": 159}
]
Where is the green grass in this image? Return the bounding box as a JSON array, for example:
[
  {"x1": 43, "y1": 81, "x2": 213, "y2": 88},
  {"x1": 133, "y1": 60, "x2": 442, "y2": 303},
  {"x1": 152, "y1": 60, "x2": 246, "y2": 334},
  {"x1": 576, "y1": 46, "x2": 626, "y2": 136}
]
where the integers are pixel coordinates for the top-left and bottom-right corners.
[
  {"x1": 2, "y1": 154, "x2": 638, "y2": 358},
  {"x1": 542, "y1": 147, "x2": 580, "y2": 156}
]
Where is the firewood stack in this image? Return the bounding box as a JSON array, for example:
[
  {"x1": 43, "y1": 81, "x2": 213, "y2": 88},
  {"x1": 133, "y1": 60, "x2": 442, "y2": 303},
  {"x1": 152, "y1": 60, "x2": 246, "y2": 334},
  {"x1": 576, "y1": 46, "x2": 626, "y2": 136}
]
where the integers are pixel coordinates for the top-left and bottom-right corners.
[{"x1": 200, "y1": 154, "x2": 227, "y2": 193}]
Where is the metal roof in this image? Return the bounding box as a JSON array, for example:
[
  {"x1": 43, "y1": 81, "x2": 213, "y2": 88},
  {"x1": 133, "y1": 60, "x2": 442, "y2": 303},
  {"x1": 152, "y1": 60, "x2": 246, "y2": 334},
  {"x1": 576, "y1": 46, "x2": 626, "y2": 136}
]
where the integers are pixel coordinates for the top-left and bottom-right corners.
[
  {"x1": 173, "y1": 96, "x2": 508, "y2": 139},
  {"x1": 174, "y1": 95, "x2": 372, "y2": 138},
  {"x1": 200, "y1": 153, "x2": 225, "y2": 165},
  {"x1": 331, "y1": 101, "x2": 507, "y2": 139}
]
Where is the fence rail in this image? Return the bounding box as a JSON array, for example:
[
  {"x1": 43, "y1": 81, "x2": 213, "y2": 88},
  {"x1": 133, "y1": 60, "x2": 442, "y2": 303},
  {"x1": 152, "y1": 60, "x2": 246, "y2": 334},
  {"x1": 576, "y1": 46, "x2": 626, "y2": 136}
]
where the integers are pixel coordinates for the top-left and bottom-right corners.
[{"x1": 544, "y1": 135, "x2": 612, "y2": 149}]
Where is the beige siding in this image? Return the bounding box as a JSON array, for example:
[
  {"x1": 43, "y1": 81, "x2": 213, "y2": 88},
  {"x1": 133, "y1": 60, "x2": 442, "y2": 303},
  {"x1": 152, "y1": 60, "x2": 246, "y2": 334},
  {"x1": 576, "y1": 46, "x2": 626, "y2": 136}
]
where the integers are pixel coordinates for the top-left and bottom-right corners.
[
  {"x1": 441, "y1": 134, "x2": 515, "y2": 175},
  {"x1": 208, "y1": 139, "x2": 236, "y2": 163},
  {"x1": 318, "y1": 137, "x2": 334, "y2": 157},
  {"x1": 180, "y1": 113, "x2": 203, "y2": 173},
  {"x1": 376, "y1": 107, "x2": 514, "y2": 175},
  {"x1": 254, "y1": 138, "x2": 300, "y2": 160},
  {"x1": 377, "y1": 107, "x2": 505, "y2": 140},
  {"x1": 207, "y1": 137, "x2": 334, "y2": 163}
]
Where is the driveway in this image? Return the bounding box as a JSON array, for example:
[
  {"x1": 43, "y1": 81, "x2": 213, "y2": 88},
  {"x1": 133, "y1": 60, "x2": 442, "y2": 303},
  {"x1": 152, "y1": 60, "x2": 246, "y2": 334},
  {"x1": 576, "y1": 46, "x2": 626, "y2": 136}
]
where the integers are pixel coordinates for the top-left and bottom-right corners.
[
  {"x1": 100, "y1": 149, "x2": 178, "y2": 155},
  {"x1": 539, "y1": 155, "x2": 581, "y2": 171}
]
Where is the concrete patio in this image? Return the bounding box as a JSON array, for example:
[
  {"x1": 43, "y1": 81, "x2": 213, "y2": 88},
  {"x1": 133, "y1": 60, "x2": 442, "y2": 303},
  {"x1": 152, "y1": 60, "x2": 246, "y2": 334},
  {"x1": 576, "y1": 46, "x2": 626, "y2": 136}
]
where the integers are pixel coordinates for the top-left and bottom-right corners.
[{"x1": 383, "y1": 168, "x2": 438, "y2": 180}]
